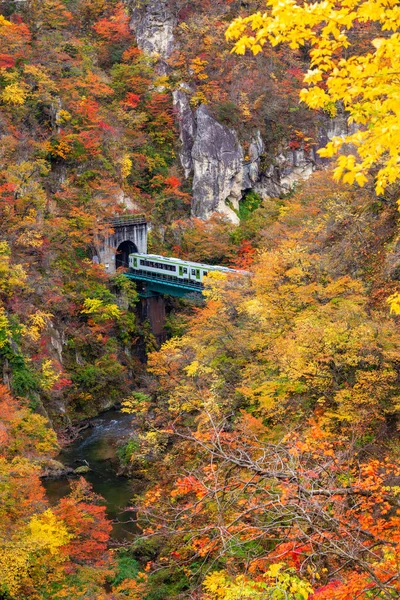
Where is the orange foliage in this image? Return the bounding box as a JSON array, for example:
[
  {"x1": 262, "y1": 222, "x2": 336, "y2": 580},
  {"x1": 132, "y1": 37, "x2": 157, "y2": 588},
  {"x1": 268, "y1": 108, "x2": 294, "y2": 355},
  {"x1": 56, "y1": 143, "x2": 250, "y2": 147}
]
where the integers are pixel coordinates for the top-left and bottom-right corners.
[
  {"x1": 55, "y1": 479, "x2": 112, "y2": 566},
  {"x1": 93, "y1": 3, "x2": 130, "y2": 41}
]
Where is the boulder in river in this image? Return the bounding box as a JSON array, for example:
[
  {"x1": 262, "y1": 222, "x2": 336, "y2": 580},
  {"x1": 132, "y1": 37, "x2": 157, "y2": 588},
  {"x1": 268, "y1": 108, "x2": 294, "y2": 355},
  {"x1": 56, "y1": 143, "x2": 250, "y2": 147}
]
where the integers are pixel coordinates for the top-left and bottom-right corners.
[
  {"x1": 40, "y1": 459, "x2": 74, "y2": 479},
  {"x1": 74, "y1": 465, "x2": 91, "y2": 474}
]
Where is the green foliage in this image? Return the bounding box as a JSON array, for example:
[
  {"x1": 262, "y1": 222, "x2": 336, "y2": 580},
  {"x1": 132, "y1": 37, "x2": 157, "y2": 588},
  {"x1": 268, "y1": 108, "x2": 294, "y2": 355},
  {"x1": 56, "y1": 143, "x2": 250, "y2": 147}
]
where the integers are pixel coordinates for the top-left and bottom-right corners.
[
  {"x1": 214, "y1": 101, "x2": 242, "y2": 128},
  {"x1": 164, "y1": 311, "x2": 190, "y2": 338},
  {"x1": 71, "y1": 353, "x2": 125, "y2": 399},
  {"x1": 111, "y1": 550, "x2": 140, "y2": 586},
  {"x1": 112, "y1": 273, "x2": 139, "y2": 308},
  {"x1": 144, "y1": 569, "x2": 190, "y2": 600},
  {"x1": 238, "y1": 190, "x2": 263, "y2": 221},
  {"x1": 117, "y1": 438, "x2": 140, "y2": 465},
  {"x1": 7, "y1": 353, "x2": 40, "y2": 398}
]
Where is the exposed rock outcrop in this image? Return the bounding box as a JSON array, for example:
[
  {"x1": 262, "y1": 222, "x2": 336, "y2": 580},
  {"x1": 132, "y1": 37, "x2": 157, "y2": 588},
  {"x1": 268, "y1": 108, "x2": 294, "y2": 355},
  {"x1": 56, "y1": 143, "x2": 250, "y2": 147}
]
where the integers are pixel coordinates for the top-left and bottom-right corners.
[
  {"x1": 127, "y1": 2, "x2": 352, "y2": 222},
  {"x1": 39, "y1": 459, "x2": 73, "y2": 479},
  {"x1": 254, "y1": 149, "x2": 316, "y2": 200},
  {"x1": 172, "y1": 89, "x2": 196, "y2": 178},
  {"x1": 242, "y1": 131, "x2": 265, "y2": 190},
  {"x1": 129, "y1": 0, "x2": 176, "y2": 71},
  {"x1": 191, "y1": 106, "x2": 243, "y2": 223},
  {"x1": 174, "y1": 92, "x2": 352, "y2": 220},
  {"x1": 172, "y1": 98, "x2": 266, "y2": 222}
]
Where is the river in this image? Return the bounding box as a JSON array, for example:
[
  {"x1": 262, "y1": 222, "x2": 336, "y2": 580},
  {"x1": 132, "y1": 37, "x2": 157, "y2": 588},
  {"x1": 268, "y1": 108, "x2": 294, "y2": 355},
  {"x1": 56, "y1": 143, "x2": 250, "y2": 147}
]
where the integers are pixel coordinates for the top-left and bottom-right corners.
[{"x1": 43, "y1": 410, "x2": 140, "y2": 542}]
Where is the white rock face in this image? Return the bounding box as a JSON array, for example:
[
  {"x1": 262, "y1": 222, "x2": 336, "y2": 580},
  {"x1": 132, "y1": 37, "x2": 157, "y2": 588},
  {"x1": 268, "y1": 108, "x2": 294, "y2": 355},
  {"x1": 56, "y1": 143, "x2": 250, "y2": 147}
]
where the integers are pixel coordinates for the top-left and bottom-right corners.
[
  {"x1": 191, "y1": 106, "x2": 243, "y2": 223},
  {"x1": 172, "y1": 89, "x2": 196, "y2": 178},
  {"x1": 254, "y1": 149, "x2": 316, "y2": 200},
  {"x1": 116, "y1": 189, "x2": 141, "y2": 212},
  {"x1": 172, "y1": 98, "x2": 267, "y2": 222},
  {"x1": 127, "y1": 2, "x2": 352, "y2": 223},
  {"x1": 242, "y1": 130, "x2": 265, "y2": 190},
  {"x1": 129, "y1": 0, "x2": 176, "y2": 66}
]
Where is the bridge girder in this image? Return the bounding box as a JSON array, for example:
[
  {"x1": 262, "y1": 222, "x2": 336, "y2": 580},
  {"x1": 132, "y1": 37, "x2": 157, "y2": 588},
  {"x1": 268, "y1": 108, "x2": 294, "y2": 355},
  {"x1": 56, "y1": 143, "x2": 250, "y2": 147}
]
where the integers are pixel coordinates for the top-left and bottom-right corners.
[{"x1": 124, "y1": 272, "x2": 203, "y2": 299}]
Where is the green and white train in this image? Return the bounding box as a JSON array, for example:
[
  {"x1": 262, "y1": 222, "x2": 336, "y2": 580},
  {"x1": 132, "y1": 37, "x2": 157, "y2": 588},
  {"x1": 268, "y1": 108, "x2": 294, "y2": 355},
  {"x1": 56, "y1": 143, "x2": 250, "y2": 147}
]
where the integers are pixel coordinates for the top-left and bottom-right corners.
[{"x1": 128, "y1": 253, "x2": 241, "y2": 284}]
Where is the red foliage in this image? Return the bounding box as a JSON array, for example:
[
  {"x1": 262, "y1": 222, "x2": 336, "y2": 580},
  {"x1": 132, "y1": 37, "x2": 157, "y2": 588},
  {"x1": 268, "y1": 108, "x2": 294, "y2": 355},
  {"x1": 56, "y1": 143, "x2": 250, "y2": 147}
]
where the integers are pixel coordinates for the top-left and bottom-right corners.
[
  {"x1": 123, "y1": 92, "x2": 141, "y2": 108},
  {"x1": 233, "y1": 239, "x2": 256, "y2": 269},
  {"x1": 55, "y1": 479, "x2": 112, "y2": 566},
  {"x1": 77, "y1": 98, "x2": 100, "y2": 123},
  {"x1": 93, "y1": 3, "x2": 131, "y2": 42},
  {"x1": 77, "y1": 130, "x2": 102, "y2": 155},
  {"x1": 164, "y1": 176, "x2": 181, "y2": 189},
  {"x1": 311, "y1": 581, "x2": 342, "y2": 598},
  {"x1": 0, "y1": 53, "x2": 15, "y2": 68},
  {"x1": 98, "y1": 120, "x2": 116, "y2": 133},
  {"x1": 52, "y1": 377, "x2": 72, "y2": 391}
]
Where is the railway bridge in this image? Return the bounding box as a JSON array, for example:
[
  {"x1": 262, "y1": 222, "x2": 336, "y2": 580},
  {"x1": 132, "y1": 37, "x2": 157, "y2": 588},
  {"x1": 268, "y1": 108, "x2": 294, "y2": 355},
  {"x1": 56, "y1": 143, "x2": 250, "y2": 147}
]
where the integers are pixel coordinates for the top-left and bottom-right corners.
[
  {"x1": 96, "y1": 215, "x2": 211, "y2": 298},
  {"x1": 124, "y1": 270, "x2": 205, "y2": 298},
  {"x1": 96, "y1": 215, "x2": 245, "y2": 341},
  {"x1": 96, "y1": 215, "x2": 206, "y2": 340}
]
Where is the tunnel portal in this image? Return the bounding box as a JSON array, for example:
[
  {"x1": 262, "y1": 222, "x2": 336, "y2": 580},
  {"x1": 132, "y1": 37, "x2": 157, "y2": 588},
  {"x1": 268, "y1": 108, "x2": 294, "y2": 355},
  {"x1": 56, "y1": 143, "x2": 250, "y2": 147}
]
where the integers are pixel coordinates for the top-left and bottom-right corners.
[{"x1": 116, "y1": 240, "x2": 138, "y2": 270}]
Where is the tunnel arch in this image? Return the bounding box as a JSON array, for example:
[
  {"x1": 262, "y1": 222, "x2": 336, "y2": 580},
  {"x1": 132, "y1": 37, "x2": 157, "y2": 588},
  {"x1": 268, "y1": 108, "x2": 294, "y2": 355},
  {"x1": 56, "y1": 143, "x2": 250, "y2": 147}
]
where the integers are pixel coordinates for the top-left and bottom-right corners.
[{"x1": 116, "y1": 240, "x2": 138, "y2": 270}]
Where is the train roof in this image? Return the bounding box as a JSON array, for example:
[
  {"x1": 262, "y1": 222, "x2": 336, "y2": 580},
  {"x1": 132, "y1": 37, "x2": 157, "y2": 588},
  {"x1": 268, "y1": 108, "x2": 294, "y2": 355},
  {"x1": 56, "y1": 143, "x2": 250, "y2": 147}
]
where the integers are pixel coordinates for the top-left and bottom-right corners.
[{"x1": 131, "y1": 253, "x2": 244, "y2": 273}]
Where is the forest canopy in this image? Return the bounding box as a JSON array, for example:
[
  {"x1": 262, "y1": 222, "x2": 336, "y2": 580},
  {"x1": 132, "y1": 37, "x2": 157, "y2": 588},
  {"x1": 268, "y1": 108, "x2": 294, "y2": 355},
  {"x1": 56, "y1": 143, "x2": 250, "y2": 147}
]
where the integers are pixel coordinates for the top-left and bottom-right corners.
[
  {"x1": 1, "y1": 0, "x2": 400, "y2": 599},
  {"x1": 227, "y1": 0, "x2": 400, "y2": 194}
]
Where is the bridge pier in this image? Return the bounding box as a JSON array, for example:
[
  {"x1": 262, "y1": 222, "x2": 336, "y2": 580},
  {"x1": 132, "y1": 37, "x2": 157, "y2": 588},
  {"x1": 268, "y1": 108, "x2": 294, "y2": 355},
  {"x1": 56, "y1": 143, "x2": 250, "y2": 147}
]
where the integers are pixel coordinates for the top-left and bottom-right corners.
[{"x1": 139, "y1": 293, "x2": 167, "y2": 345}]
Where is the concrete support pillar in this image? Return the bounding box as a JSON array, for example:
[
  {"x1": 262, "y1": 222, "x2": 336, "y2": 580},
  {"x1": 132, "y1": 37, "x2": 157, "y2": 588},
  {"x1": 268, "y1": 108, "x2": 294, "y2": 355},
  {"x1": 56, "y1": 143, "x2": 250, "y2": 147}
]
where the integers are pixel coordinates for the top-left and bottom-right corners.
[{"x1": 140, "y1": 295, "x2": 166, "y2": 337}]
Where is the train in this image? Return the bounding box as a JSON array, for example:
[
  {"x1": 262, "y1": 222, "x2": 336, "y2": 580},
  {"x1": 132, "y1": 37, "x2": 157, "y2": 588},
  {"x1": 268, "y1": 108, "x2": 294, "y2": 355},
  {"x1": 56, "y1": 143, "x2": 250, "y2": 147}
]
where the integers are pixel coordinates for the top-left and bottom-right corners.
[{"x1": 128, "y1": 253, "x2": 243, "y2": 284}]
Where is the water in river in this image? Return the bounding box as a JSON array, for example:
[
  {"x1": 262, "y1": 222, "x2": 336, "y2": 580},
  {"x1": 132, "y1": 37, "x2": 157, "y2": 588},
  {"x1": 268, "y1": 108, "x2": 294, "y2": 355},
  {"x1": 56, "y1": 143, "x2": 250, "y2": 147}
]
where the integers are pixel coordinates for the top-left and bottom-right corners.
[{"x1": 43, "y1": 410, "x2": 139, "y2": 541}]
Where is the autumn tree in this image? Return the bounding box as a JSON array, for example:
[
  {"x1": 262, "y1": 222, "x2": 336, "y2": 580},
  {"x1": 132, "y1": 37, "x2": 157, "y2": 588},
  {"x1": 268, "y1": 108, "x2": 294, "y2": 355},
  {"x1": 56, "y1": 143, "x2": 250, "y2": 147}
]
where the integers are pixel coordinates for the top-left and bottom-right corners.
[
  {"x1": 226, "y1": 0, "x2": 400, "y2": 194},
  {"x1": 130, "y1": 173, "x2": 400, "y2": 598},
  {"x1": 0, "y1": 0, "x2": 186, "y2": 416}
]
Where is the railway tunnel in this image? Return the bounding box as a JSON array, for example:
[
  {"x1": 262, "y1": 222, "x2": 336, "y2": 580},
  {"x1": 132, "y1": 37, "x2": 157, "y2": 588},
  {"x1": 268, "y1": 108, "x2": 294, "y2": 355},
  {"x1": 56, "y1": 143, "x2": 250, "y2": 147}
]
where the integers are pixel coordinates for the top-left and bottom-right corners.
[
  {"x1": 115, "y1": 240, "x2": 138, "y2": 270},
  {"x1": 96, "y1": 215, "x2": 147, "y2": 274}
]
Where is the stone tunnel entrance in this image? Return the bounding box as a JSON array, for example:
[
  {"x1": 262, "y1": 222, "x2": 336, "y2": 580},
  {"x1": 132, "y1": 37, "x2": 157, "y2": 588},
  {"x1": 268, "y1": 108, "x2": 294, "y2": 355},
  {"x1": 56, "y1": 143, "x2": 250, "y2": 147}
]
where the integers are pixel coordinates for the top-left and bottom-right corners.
[
  {"x1": 97, "y1": 216, "x2": 147, "y2": 274},
  {"x1": 116, "y1": 240, "x2": 138, "y2": 270}
]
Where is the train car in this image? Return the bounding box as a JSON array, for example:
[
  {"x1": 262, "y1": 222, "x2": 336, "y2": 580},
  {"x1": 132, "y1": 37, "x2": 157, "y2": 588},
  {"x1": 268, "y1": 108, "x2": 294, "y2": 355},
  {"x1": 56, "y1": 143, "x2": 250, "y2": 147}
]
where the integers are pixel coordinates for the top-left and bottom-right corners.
[{"x1": 128, "y1": 253, "x2": 241, "y2": 284}]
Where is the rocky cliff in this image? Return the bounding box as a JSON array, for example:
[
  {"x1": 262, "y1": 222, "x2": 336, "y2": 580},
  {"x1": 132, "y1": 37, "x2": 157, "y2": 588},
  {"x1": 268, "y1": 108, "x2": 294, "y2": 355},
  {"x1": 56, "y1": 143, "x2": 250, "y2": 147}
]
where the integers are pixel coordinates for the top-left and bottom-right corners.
[
  {"x1": 128, "y1": 0, "x2": 350, "y2": 222},
  {"x1": 172, "y1": 91, "x2": 352, "y2": 221},
  {"x1": 128, "y1": 0, "x2": 176, "y2": 72}
]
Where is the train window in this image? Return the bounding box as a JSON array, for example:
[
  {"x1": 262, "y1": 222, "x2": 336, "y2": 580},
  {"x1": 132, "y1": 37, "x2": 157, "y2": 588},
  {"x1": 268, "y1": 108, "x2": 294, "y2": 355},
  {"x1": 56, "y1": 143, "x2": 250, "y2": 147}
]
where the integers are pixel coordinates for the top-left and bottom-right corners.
[
  {"x1": 191, "y1": 269, "x2": 196, "y2": 275},
  {"x1": 184, "y1": 268, "x2": 188, "y2": 274},
  {"x1": 203, "y1": 271, "x2": 208, "y2": 276}
]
